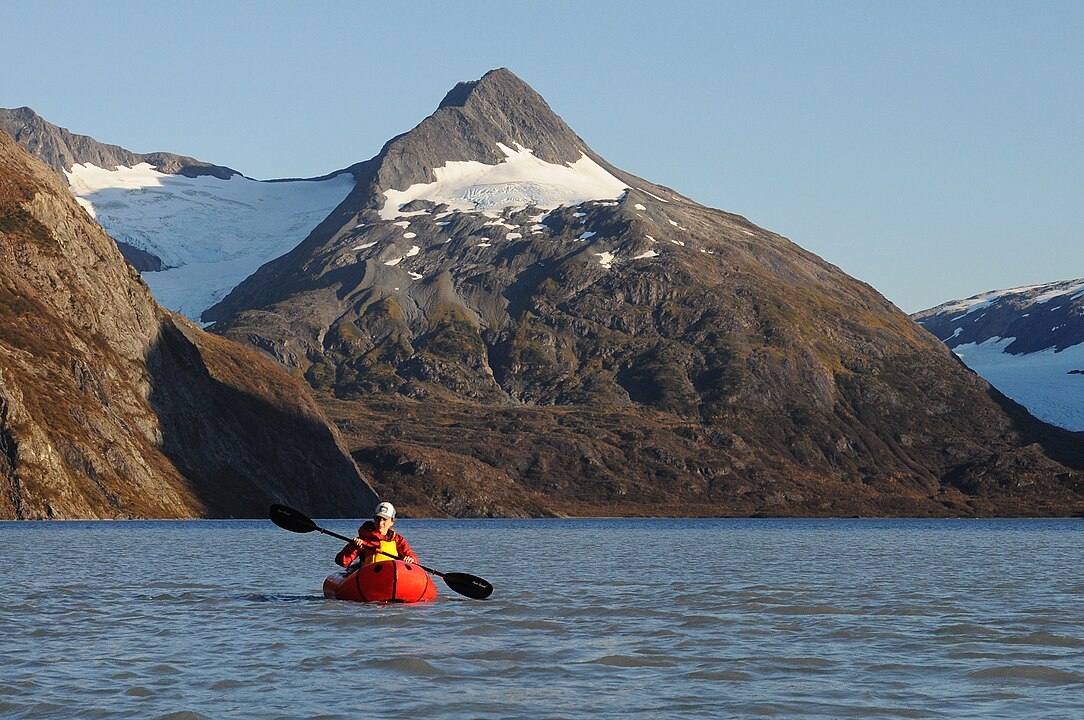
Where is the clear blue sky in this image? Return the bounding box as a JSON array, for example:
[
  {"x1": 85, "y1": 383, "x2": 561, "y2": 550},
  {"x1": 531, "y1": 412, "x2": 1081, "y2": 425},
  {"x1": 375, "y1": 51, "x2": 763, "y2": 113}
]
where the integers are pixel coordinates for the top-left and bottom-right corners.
[{"x1": 4, "y1": 1, "x2": 1082, "y2": 313}]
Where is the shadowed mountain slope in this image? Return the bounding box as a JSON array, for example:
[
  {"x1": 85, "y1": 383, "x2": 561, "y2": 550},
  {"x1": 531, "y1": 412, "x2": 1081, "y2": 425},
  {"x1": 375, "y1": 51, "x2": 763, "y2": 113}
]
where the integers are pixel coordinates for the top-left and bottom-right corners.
[{"x1": 0, "y1": 130, "x2": 376, "y2": 519}]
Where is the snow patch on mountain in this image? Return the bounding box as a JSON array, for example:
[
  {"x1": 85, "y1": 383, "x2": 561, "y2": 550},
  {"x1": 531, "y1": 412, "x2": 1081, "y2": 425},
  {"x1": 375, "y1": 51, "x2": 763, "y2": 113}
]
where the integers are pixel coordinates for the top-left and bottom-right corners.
[
  {"x1": 952, "y1": 338, "x2": 1084, "y2": 431},
  {"x1": 927, "y1": 279, "x2": 1084, "y2": 322},
  {"x1": 65, "y1": 162, "x2": 354, "y2": 322},
  {"x1": 380, "y1": 143, "x2": 627, "y2": 219}
]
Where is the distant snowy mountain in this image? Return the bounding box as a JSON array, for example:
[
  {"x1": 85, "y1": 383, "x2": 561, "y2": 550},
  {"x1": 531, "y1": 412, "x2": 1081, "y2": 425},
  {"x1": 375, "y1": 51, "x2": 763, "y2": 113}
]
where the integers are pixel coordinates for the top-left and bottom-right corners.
[
  {"x1": 914, "y1": 279, "x2": 1084, "y2": 431},
  {"x1": 66, "y1": 162, "x2": 354, "y2": 321}
]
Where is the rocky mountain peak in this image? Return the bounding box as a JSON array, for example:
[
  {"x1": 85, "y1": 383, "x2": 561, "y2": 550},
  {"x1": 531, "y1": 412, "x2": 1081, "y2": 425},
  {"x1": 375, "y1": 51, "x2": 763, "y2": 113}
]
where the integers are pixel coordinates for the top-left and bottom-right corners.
[
  {"x1": 363, "y1": 68, "x2": 605, "y2": 205},
  {"x1": 433, "y1": 68, "x2": 574, "y2": 145},
  {"x1": 437, "y1": 68, "x2": 528, "y2": 109}
]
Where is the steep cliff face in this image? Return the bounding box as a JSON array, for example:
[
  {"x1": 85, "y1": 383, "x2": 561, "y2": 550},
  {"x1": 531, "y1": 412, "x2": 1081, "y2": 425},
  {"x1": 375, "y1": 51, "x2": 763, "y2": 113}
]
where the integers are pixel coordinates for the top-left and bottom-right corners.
[
  {"x1": 0, "y1": 130, "x2": 376, "y2": 519},
  {"x1": 202, "y1": 69, "x2": 1084, "y2": 517}
]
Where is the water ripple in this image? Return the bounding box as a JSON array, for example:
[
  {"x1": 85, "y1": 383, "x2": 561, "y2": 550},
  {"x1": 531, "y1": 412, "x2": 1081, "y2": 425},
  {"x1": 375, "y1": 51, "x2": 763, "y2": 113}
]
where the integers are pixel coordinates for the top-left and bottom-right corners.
[{"x1": 1, "y1": 518, "x2": 1082, "y2": 719}]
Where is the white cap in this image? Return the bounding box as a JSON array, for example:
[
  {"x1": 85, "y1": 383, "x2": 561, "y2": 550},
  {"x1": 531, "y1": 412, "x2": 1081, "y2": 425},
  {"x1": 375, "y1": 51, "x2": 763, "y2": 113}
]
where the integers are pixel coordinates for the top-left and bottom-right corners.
[{"x1": 374, "y1": 501, "x2": 396, "y2": 520}]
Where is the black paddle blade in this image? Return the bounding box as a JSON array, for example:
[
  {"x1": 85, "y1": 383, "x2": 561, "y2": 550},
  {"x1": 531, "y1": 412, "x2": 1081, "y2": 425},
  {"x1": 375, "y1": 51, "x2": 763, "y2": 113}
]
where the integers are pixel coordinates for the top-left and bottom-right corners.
[
  {"x1": 269, "y1": 504, "x2": 318, "y2": 534},
  {"x1": 442, "y1": 572, "x2": 493, "y2": 600}
]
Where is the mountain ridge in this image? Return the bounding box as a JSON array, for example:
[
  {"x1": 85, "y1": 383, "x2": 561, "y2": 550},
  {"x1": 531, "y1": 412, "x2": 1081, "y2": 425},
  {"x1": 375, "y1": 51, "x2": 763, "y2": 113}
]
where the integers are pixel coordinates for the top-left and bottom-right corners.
[
  {"x1": 915, "y1": 278, "x2": 1084, "y2": 355},
  {"x1": 0, "y1": 106, "x2": 239, "y2": 180},
  {"x1": 6, "y1": 69, "x2": 1084, "y2": 517}
]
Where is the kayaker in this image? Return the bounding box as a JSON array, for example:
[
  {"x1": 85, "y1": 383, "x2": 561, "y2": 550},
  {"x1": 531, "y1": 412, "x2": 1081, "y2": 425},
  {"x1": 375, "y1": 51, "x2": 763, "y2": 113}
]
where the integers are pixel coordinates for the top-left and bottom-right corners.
[{"x1": 335, "y1": 501, "x2": 420, "y2": 568}]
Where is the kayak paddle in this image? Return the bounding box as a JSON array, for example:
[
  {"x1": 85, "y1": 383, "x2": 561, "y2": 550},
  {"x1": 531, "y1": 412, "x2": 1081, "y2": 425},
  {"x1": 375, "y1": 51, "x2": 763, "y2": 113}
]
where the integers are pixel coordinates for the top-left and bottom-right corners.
[{"x1": 268, "y1": 504, "x2": 493, "y2": 600}]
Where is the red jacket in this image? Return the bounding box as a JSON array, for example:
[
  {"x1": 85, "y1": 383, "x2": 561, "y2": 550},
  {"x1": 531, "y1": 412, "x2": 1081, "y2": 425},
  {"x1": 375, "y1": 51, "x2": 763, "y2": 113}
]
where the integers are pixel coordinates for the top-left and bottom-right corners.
[{"x1": 335, "y1": 520, "x2": 419, "y2": 567}]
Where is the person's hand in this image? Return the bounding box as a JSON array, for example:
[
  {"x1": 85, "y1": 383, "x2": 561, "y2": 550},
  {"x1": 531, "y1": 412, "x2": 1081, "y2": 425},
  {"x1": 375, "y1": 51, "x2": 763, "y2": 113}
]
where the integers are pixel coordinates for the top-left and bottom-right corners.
[
  {"x1": 351, "y1": 538, "x2": 369, "y2": 549},
  {"x1": 404, "y1": 556, "x2": 416, "y2": 564}
]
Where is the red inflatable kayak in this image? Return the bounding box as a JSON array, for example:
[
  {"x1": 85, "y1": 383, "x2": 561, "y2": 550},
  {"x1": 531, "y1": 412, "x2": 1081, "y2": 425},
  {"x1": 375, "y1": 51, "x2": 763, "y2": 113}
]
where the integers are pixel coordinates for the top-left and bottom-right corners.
[{"x1": 323, "y1": 560, "x2": 438, "y2": 603}]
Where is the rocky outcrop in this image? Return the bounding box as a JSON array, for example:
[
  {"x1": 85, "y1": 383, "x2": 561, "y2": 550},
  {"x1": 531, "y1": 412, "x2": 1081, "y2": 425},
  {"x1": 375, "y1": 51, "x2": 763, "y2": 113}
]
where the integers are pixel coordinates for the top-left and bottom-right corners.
[{"x1": 0, "y1": 130, "x2": 376, "y2": 519}]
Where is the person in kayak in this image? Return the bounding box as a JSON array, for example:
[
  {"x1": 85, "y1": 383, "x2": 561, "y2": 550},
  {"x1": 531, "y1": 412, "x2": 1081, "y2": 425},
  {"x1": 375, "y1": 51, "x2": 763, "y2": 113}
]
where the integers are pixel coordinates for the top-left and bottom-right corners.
[{"x1": 335, "y1": 501, "x2": 419, "y2": 568}]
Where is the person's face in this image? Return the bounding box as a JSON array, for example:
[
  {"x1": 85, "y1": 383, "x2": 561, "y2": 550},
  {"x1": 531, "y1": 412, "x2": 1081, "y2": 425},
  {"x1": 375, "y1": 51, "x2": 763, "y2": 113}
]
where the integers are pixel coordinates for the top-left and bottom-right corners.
[{"x1": 374, "y1": 515, "x2": 394, "y2": 533}]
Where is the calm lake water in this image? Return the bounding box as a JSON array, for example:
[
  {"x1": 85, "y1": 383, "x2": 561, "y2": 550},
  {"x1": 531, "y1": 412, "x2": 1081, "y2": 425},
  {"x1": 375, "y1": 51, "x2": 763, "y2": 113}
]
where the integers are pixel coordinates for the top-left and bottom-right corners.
[{"x1": 2, "y1": 518, "x2": 1082, "y2": 719}]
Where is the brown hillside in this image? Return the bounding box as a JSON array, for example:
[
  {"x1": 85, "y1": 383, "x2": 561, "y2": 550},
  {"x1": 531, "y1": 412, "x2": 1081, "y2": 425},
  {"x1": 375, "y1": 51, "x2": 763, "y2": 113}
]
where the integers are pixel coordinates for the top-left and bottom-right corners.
[
  {"x1": 208, "y1": 71, "x2": 1084, "y2": 517},
  {"x1": 0, "y1": 130, "x2": 376, "y2": 519}
]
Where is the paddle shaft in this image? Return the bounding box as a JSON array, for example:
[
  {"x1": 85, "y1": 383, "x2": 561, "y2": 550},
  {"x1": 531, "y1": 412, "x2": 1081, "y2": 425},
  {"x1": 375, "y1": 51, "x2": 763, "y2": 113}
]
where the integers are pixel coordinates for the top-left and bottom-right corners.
[{"x1": 320, "y1": 526, "x2": 447, "y2": 578}]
